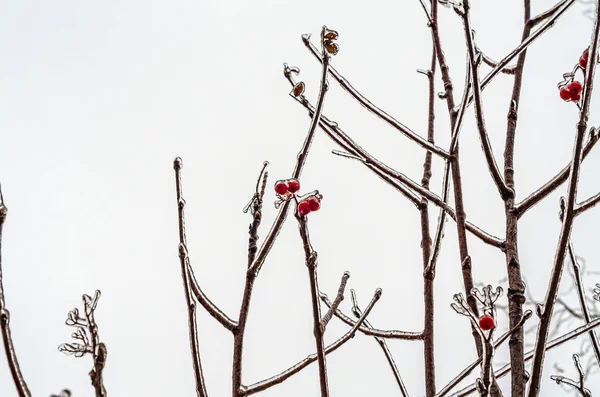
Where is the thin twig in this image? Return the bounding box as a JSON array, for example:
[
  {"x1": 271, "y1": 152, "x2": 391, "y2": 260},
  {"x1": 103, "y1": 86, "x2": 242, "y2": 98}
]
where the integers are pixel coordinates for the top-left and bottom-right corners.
[
  {"x1": 0, "y1": 186, "x2": 31, "y2": 397},
  {"x1": 515, "y1": 129, "x2": 600, "y2": 217},
  {"x1": 284, "y1": 80, "x2": 505, "y2": 249},
  {"x1": 461, "y1": 0, "x2": 512, "y2": 200},
  {"x1": 528, "y1": 0, "x2": 570, "y2": 27},
  {"x1": 350, "y1": 290, "x2": 409, "y2": 397},
  {"x1": 450, "y1": 317, "x2": 600, "y2": 396},
  {"x1": 174, "y1": 158, "x2": 209, "y2": 397},
  {"x1": 320, "y1": 292, "x2": 423, "y2": 339},
  {"x1": 459, "y1": 0, "x2": 577, "y2": 109},
  {"x1": 320, "y1": 271, "x2": 350, "y2": 332},
  {"x1": 186, "y1": 269, "x2": 238, "y2": 332},
  {"x1": 565, "y1": 219, "x2": 600, "y2": 367},
  {"x1": 475, "y1": 45, "x2": 517, "y2": 74},
  {"x1": 301, "y1": 36, "x2": 451, "y2": 160},
  {"x1": 243, "y1": 288, "x2": 382, "y2": 396},
  {"x1": 436, "y1": 310, "x2": 532, "y2": 397},
  {"x1": 527, "y1": 3, "x2": 600, "y2": 394}
]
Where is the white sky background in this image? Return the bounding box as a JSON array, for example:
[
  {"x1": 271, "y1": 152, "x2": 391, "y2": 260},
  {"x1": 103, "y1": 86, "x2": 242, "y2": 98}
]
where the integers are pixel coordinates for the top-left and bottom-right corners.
[{"x1": 1, "y1": 0, "x2": 600, "y2": 396}]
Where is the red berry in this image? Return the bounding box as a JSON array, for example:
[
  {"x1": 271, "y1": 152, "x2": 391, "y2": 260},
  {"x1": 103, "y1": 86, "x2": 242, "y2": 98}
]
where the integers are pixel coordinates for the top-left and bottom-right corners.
[
  {"x1": 298, "y1": 201, "x2": 311, "y2": 216},
  {"x1": 569, "y1": 81, "x2": 583, "y2": 95},
  {"x1": 308, "y1": 197, "x2": 321, "y2": 211},
  {"x1": 560, "y1": 88, "x2": 571, "y2": 101},
  {"x1": 580, "y1": 57, "x2": 588, "y2": 68},
  {"x1": 571, "y1": 92, "x2": 582, "y2": 102},
  {"x1": 288, "y1": 179, "x2": 300, "y2": 193},
  {"x1": 479, "y1": 315, "x2": 495, "y2": 331},
  {"x1": 274, "y1": 181, "x2": 288, "y2": 195},
  {"x1": 583, "y1": 49, "x2": 590, "y2": 60}
]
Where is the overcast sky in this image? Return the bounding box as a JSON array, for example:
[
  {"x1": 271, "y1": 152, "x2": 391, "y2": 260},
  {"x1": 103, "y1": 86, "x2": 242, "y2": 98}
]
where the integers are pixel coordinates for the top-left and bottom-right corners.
[{"x1": 1, "y1": 0, "x2": 600, "y2": 396}]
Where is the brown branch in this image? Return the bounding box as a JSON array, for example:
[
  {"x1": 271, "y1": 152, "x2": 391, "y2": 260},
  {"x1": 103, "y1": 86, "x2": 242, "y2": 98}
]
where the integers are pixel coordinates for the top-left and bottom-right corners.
[
  {"x1": 319, "y1": 271, "x2": 350, "y2": 332},
  {"x1": 350, "y1": 289, "x2": 409, "y2": 396},
  {"x1": 425, "y1": 53, "x2": 472, "y2": 279},
  {"x1": 186, "y1": 268, "x2": 238, "y2": 332},
  {"x1": 285, "y1": 84, "x2": 505, "y2": 249},
  {"x1": 461, "y1": 2, "x2": 512, "y2": 200},
  {"x1": 502, "y1": 1, "x2": 532, "y2": 395},
  {"x1": 527, "y1": 0, "x2": 570, "y2": 27},
  {"x1": 575, "y1": 187, "x2": 600, "y2": 215},
  {"x1": 0, "y1": 186, "x2": 31, "y2": 397},
  {"x1": 451, "y1": 317, "x2": 600, "y2": 397},
  {"x1": 232, "y1": 27, "x2": 336, "y2": 397},
  {"x1": 436, "y1": 310, "x2": 532, "y2": 397},
  {"x1": 526, "y1": 2, "x2": 600, "y2": 394},
  {"x1": 514, "y1": 129, "x2": 599, "y2": 217},
  {"x1": 320, "y1": 292, "x2": 423, "y2": 340},
  {"x1": 247, "y1": 27, "x2": 333, "y2": 278},
  {"x1": 174, "y1": 158, "x2": 209, "y2": 397},
  {"x1": 421, "y1": 16, "x2": 437, "y2": 395},
  {"x1": 243, "y1": 288, "x2": 382, "y2": 396},
  {"x1": 301, "y1": 36, "x2": 451, "y2": 160},
  {"x1": 297, "y1": 212, "x2": 330, "y2": 397},
  {"x1": 550, "y1": 354, "x2": 592, "y2": 397},
  {"x1": 475, "y1": 45, "x2": 517, "y2": 74},
  {"x1": 460, "y1": 0, "x2": 577, "y2": 109}
]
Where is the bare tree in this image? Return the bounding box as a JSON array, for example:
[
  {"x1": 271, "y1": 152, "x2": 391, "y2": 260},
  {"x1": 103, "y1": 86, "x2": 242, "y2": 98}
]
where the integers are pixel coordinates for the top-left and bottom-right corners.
[{"x1": 1, "y1": 1, "x2": 600, "y2": 397}]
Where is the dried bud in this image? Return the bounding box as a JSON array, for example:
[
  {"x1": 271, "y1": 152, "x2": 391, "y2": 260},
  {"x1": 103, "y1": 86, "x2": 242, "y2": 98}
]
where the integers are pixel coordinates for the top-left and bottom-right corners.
[
  {"x1": 324, "y1": 41, "x2": 339, "y2": 55},
  {"x1": 324, "y1": 29, "x2": 338, "y2": 40},
  {"x1": 292, "y1": 82, "x2": 305, "y2": 97}
]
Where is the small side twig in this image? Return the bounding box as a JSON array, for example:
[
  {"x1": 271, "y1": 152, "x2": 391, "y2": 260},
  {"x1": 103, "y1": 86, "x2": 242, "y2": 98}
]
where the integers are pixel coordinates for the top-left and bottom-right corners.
[
  {"x1": 550, "y1": 354, "x2": 592, "y2": 397},
  {"x1": 58, "y1": 290, "x2": 107, "y2": 397},
  {"x1": 350, "y1": 290, "x2": 409, "y2": 397}
]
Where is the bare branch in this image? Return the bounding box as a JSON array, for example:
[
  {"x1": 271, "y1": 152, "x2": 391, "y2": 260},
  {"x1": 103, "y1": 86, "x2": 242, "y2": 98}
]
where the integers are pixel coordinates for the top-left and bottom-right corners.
[
  {"x1": 0, "y1": 186, "x2": 31, "y2": 397},
  {"x1": 451, "y1": 317, "x2": 600, "y2": 396},
  {"x1": 436, "y1": 310, "x2": 532, "y2": 397},
  {"x1": 320, "y1": 292, "x2": 423, "y2": 340},
  {"x1": 461, "y1": 1, "x2": 512, "y2": 199},
  {"x1": 515, "y1": 129, "x2": 600, "y2": 217},
  {"x1": 527, "y1": 3, "x2": 600, "y2": 394},
  {"x1": 528, "y1": 0, "x2": 571, "y2": 27},
  {"x1": 319, "y1": 271, "x2": 350, "y2": 332},
  {"x1": 350, "y1": 290, "x2": 409, "y2": 397},
  {"x1": 243, "y1": 288, "x2": 382, "y2": 395},
  {"x1": 475, "y1": 45, "x2": 517, "y2": 74},
  {"x1": 173, "y1": 158, "x2": 209, "y2": 397},
  {"x1": 301, "y1": 36, "x2": 452, "y2": 160}
]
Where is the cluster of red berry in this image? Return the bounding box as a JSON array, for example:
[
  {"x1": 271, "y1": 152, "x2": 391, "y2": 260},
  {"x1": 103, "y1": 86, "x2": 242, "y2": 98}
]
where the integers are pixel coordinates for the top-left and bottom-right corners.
[
  {"x1": 274, "y1": 178, "x2": 322, "y2": 216},
  {"x1": 478, "y1": 315, "x2": 495, "y2": 331},
  {"x1": 274, "y1": 179, "x2": 300, "y2": 195},
  {"x1": 558, "y1": 48, "x2": 596, "y2": 103},
  {"x1": 297, "y1": 195, "x2": 321, "y2": 216}
]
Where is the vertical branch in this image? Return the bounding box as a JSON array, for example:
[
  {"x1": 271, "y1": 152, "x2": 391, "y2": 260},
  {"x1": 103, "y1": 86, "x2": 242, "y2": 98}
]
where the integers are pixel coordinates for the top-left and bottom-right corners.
[
  {"x1": 173, "y1": 158, "x2": 209, "y2": 397},
  {"x1": 502, "y1": 1, "x2": 531, "y2": 395},
  {"x1": 0, "y1": 186, "x2": 31, "y2": 397},
  {"x1": 527, "y1": 3, "x2": 600, "y2": 394},
  {"x1": 429, "y1": 0, "x2": 482, "y2": 353},
  {"x1": 233, "y1": 26, "x2": 337, "y2": 397},
  {"x1": 421, "y1": 14, "x2": 437, "y2": 395},
  {"x1": 297, "y1": 213, "x2": 329, "y2": 397}
]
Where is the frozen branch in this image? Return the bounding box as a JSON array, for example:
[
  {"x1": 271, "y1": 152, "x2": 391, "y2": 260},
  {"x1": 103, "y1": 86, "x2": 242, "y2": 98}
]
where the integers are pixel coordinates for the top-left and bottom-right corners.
[
  {"x1": 515, "y1": 128, "x2": 600, "y2": 217},
  {"x1": 527, "y1": 2, "x2": 600, "y2": 394},
  {"x1": 320, "y1": 292, "x2": 423, "y2": 340},
  {"x1": 243, "y1": 288, "x2": 381, "y2": 395},
  {"x1": 319, "y1": 271, "x2": 350, "y2": 332},
  {"x1": 301, "y1": 35, "x2": 451, "y2": 160},
  {"x1": 173, "y1": 158, "x2": 209, "y2": 397},
  {"x1": 59, "y1": 290, "x2": 107, "y2": 397},
  {"x1": 550, "y1": 354, "x2": 592, "y2": 397},
  {"x1": 350, "y1": 290, "x2": 409, "y2": 397},
  {"x1": 0, "y1": 186, "x2": 31, "y2": 397}
]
